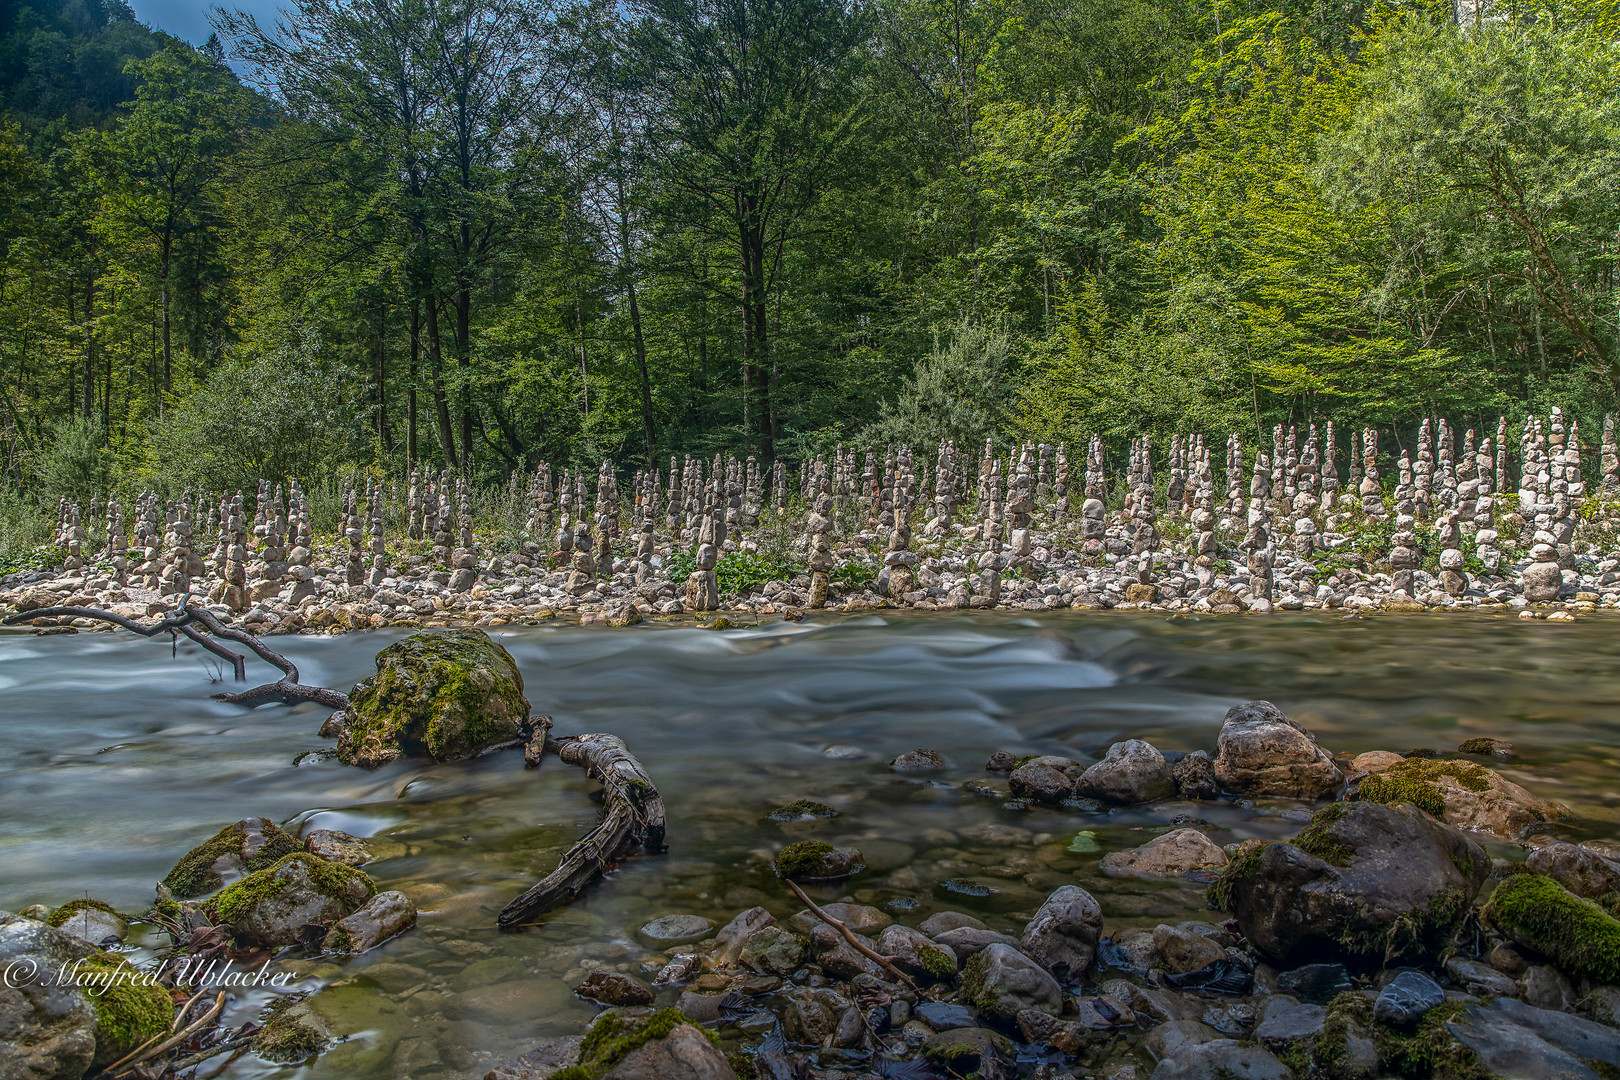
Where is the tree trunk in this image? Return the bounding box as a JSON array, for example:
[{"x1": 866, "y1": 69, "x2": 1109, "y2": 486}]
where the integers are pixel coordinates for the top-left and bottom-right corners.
[
  {"x1": 455, "y1": 282, "x2": 474, "y2": 474},
  {"x1": 424, "y1": 296, "x2": 458, "y2": 468},
  {"x1": 408, "y1": 298, "x2": 420, "y2": 470},
  {"x1": 375, "y1": 299, "x2": 393, "y2": 452},
  {"x1": 82, "y1": 275, "x2": 96, "y2": 420}
]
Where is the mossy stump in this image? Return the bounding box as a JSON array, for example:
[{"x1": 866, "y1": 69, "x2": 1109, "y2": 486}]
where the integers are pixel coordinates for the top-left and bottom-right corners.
[{"x1": 335, "y1": 628, "x2": 529, "y2": 767}]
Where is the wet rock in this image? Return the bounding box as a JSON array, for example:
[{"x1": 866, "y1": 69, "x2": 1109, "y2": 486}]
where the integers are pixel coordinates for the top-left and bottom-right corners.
[
  {"x1": 303, "y1": 829, "x2": 373, "y2": 866},
  {"x1": 889, "y1": 749, "x2": 947, "y2": 774},
  {"x1": 783, "y1": 988, "x2": 846, "y2": 1043},
  {"x1": 738, "y1": 926, "x2": 807, "y2": 977},
  {"x1": 1149, "y1": 1039, "x2": 1294, "y2": 1080},
  {"x1": 211, "y1": 852, "x2": 376, "y2": 948},
  {"x1": 653, "y1": 954, "x2": 702, "y2": 986},
  {"x1": 256, "y1": 998, "x2": 332, "y2": 1064},
  {"x1": 0, "y1": 911, "x2": 100, "y2": 1080},
  {"x1": 935, "y1": 877, "x2": 997, "y2": 899},
  {"x1": 484, "y1": 1035, "x2": 584, "y2": 1080},
  {"x1": 47, "y1": 901, "x2": 126, "y2": 946},
  {"x1": 1215, "y1": 801, "x2": 1488, "y2": 966},
  {"x1": 1174, "y1": 751, "x2": 1221, "y2": 800},
  {"x1": 772, "y1": 841, "x2": 863, "y2": 882},
  {"x1": 637, "y1": 914, "x2": 715, "y2": 947},
  {"x1": 576, "y1": 970, "x2": 655, "y2": 1007},
  {"x1": 324, "y1": 890, "x2": 416, "y2": 953},
  {"x1": 1446, "y1": 957, "x2": 1518, "y2": 997},
  {"x1": 1104, "y1": 927, "x2": 1162, "y2": 974},
  {"x1": 1154, "y1": 924, "x2": 1226, "y2": 974},
  {"x1": 876, "y1": 924, "x2": 957, "y2": 981},
  {"x1": 1527, "y1": 842, "x2": 1620, "y2": 900},
  {"x1": 1374, "y1": 971, "x2": 1445, "y2": 1028},
  {"x1": 1201, "y1": 1001, "x2": 1259, "y2": 1035},
  {"x1": 595, "y1": 1014, "x2": 735, "y2": 1080},
  {"x1": 1076, "y1": 739, "x2": 1175, "y2": 805},
  {"x1": 1355, "y1": 757, "x2": 1568, "y2": 839},
  {"x1": 1214, "y1": 701, "x2": 1343, "y2": 800},
  {"x1": 1102, "y1": 828, "x2": 1228, "y2": 879},
  {"x1": 1523, "y1": 965, "x2": 1577, "y2": 1012},
  {"x1": 960, "y1": 942, "x2": 1063, "y2": 1026},
  {"x1": 677, "y1": 991, "x2": 725, "y2": 1023},
  {"x1": 1486, "y1": 875, "x2": 1620, "y2": 986},
  {"x1": 1009, "y1": 761, "x2": 1075, "y2": 803},
  {"x1": 922, "y1": 1026, "x2": 1011, "y2": 1072},
  {"x1": 985, "y1": 751, "x2": 1018, "y2": 772},
  {"x1": 1446, "y1": 998, "x2": 1620, "y2": 1080},
  {"x1": 336, "y1": 628, "x2": 528, "y2": 767},
  {"x1": 1457, "y1": 737, "x2": 1516, "y2": 758},
  {"x1": 915, "y1": 1001, "x2": 979, "y2": 1030},
  {"x1": 764, "y1": 800, "x2": 838, "y2": 823},
  {"x1": 1350, "y1": 751, "x2": 1404, "y2": 773},
  {"x1": 932, "y1": 927, "x2": 1021, "y2": 960},
  {"x1": 161, "y1": 816, "x2": 302, "y2": 898},
  {"x1": 715, "y1": 907, "x2": 776, "y2": 963},
  {"x1": 1144, "y1": 1020, "x2": 1222, "y2": 1062},
  {"x1": 1489, "y1": 942, "x2": 1530, "y2": 977},
  {"x1": 788, "y1": 903, "x2": 889, "y2": 936},
  {"x1": 920, "y1": 911, "x2": 985, "y2": 936},
  {"x1": 1255, "y1": 997, "x2": 1325, "y2": 1044},
  {"x1": 1276, "y1": 963, "x2": 1352, "y2": 1005},
  {"x1": 1020, "y1": 885, "x2": 1103, "y2": 978}
]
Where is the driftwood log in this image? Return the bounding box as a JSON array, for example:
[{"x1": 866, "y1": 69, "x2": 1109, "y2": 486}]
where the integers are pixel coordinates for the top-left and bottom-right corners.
[
  {"x1": 2, "y1": 595, "x2": 350, "y2": 709},
  {"x1": 498, "y1": 731, "x2": 667, "y2": 928}
]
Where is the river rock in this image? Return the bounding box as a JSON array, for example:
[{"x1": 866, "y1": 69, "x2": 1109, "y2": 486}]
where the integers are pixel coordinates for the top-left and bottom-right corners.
[
  {"x1": 877, "y1": 924, "x2": 958, "y2": 980},
  {"x1": 211, "y1": 852, "x2": 377, "y2": 948},
  {"x1": 1523, "y1": 965, "x2": 1577, "y2": 1012},
  {"x1": 1154, "y1": 924, "x2": 1226, "y2": 974},
  {"x1": 161, "y1": 816, "x2": 302, "y2": 898},
  {"x1": 1276, "y1": 963, "x2": 1352, "y2": 1004},
  {"x1": 1102, "y1": 828, "x2": 1229, "y2": 878},
  {"x1": 1485, "y1": 875, "x2": 1620, "y2": 987},
  {"x1": 1149, "y1": 1039, "x2": 1295, "y2": 1080},
  {"x1": 920, "y1": 911, "x2": 985, "y2": 936},
  {"x1": 1446, "y1": 956, "x2": 1518, "y2": 997},
  {"x1": 783, "y1": 988, "x2": 847, "y2": 1043},
  {"x1": 1374, "y1": 970, "x2": 1445, "y2": 1028},
  {"x1": 484, "y1": 1035, "x2": 584, "y2": 1080},
  {"x1": 598, "y1": 1016, "x2": 735, "y2": 1080},
  {"x1": 960, "y1": 942, "x2": 1063, "y2": 1026},
  {"x1": 1019, "y1": 885, "x2": 1102, "y2": 978},
  {"x1": 772, "y1": 841, "x2": 863, "y2": 881},
  {"x1": 637, "y1": 915, "x2": 715, "y2": 947},
  {"x1": 303, "y1": 829, "x2": 373, "y2": 866},
  {"x1": 1174, "y1": 751, "x2": 1221, "y2": 800},
  {"x1": 788, "y1": 903, "x2": 889, "y2": 936},
  {"x1": 335, "y1": 628, "x2": 528, "y2": 767},
  {"x1": 1254, "y1": 998, "x2": 1325, "y2": 1043},
  {"x1": 1350, "y1": 751, "x2": 1404, "y2": 773},
  {"x1": 889, "y1": 749, "x2": 947, "y2": 773},
  {"x1": 1076, "y1": 740, "x2": 1174, "y2": 804},
  {"x1": 1214, "y1": 701, "x2": 1343, "y2": 800},
  {"x1": 256, "y1": 997, "x2": 332, "y2": 1063},
  {"x1": 715, "y1": 907, "x2": 775, "y2": 963},
  {"x1": 915, "y1": 1001, "x2": 979, "y2": 1030},
  {"x1": 324, "y1": 890, "x2": 416, "y2": 953},
  {"x1": 0, "y1": 911, "x2": 100, "y2": 1080},
  {"x1": 1009, "y1": 760, "x2": 1075, "y2": 803},
  {"x1": 1356, "y1": 757, "x2": 1567, "y2": 839},
  {"x1": 737, "y1": 926, "x2": 806, "y2": 977},
  {"x1": 1215, "y1": 801, "x2": 1488, "y2": 966},
  {"x1": 1445, "y1": 998, "x2": 1620, "y2": 1080},
  {"x1": 576, "y1": 970, "x2": 655, "y2": 1007},
  {"x1": 933, "y1": 926, "x2": 1017, "y2": 958},
  {"x1": 1144, "y1": 1020, "x2": 1222, "y2": 1062},
  {"x1": 47, "y1": 901, "x2": 125, "y2": 946},
  {"x1": 1526, "y1": 841, "x2": 1620, "y2": 899},
  {"x1": 923, "y1": 1026, "x2": 1011, "y2": 1072}
]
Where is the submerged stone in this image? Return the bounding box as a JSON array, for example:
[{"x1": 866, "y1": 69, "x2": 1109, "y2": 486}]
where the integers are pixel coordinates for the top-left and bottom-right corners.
[{"x1": 160, "y1": 816, "x2": 301, "y2": 899}]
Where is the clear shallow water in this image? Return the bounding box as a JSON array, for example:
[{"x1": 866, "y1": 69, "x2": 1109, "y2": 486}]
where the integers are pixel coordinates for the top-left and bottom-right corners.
[{"x1": 2, "y1": 613, "x2": 1618, "y2": 1077}]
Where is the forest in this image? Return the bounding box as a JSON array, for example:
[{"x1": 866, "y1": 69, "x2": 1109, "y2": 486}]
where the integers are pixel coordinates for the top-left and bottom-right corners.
[{"x1": 1, "y1": 0, "x2": 1617, "y2": 512}]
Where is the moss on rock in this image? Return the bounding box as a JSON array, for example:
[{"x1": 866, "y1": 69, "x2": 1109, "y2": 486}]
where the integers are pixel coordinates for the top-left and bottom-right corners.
[
  {"x1": 81, "y1": 953, "x2": 172, "y2": 1069},
  {"x1": 46, "y1": 899, "x2": 120, "y2": 928},
  {"x1": 254, "y1": 996, "x2": 331, "y2": 1064},
  {"x1": 549, "y1": 1007, "x2": 720, "y2": 1080},
  {"x1": 1485, "y1": 873, "x2": 1620, "y2": 985},
  {"x1": 338, "y1": 628, "x2": 529, "y2": 768},
  {"x1": 160, "y1": 819, "x2": 301, "y2": 899},
  {"x1": 1207, "y1": 838, "x2": 1268, "y2": 911},
  {"x1": 1295, "y1": 803, "x2": 1354, "y2": 867},
  {"x1": 1356, "y1": 759, "x2": 1492, "y2": 819},
  {"x1": 765, "y1": 800, "x2": 839, "y2": 823},
  {"x1": 210, "y1": 853, "x2": 376, "y2": 944},
  {"x1": 1323, "y1": 992, "x2": 1488, "y2": 1080}
]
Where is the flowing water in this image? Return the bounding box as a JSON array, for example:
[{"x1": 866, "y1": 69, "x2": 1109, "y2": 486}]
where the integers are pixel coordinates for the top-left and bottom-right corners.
[{"x1": 3, "y1": 613, "x2": 1619, "y2": 1078}]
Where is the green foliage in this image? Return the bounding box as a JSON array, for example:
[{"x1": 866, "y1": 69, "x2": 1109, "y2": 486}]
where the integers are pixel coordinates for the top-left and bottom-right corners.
[
  {"x1": 161, "y1": 819, "x2": 301, "y2": 899},
  {"x1": 29, "y1": 416, "x2": 112, "y2": 501},
  {"x1": 1355, "y1": 758, "x2": 1492, "y2": 818},
  {"x1": 0, "y1": 490, "x2": 55, "y2": 573},
  {"x1": 864, "y1": 319, "x2": 1015, "y2": 449},
  {"x1": 550, "y1": 1008, "x2": 718, "y2": 1080}
]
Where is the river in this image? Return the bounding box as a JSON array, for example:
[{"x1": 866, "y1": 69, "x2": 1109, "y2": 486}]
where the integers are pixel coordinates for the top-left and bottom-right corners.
[{"x1": 1, "y1": 613, "x2": 1614, "y2": 1077}]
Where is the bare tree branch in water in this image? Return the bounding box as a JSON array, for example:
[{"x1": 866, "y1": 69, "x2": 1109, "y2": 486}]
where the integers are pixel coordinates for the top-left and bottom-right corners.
[{"x1": 3, "y1": 594, "x2": 349, "y2": 709}]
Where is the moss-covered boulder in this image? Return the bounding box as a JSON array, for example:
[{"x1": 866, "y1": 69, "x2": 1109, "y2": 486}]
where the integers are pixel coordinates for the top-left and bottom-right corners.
[
  {"x1": 210, "y1": 853, "x2": 376, "y2": 948},
  {"x1": 771, "y1": 841, "x2": 864, "y2": 881},
  {"x1": 1485, "y1": 874, "x2": 1620, "y2": 985},
  {"x1": 46, "y1": 899, "x2": 126, "y2": 945},
  {"x1": 254, "y1": 996, "x2": 331, "y2": 1064},
  {"x1": 161, "y1": 817, "x2": 301, "y2": 899},
  {"x1": 334, "y1": 628, "x2": 529, "y2": 768},
  {"x1": 551, "y1": 1007, "x2": 734, "y2": 1080},
  {"x1": 1209, "y1": 801, "x2": 1488, "y2": 967},
  {"x1": 0, "y1": 911, "x2": 173, "y2": 1078},
  {"x1": 1353, "y1": 757, "x2": 1568, "y2": 840}
]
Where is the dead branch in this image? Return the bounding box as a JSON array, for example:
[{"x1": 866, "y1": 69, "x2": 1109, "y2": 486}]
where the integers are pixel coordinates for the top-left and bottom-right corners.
[
  {"x1": 784, "y1": 878, "x2": 914, "y2": 986},
  {"x1": 3, "y1": 596, "x2": 349, "y2": 710},
  {"x1": 498, "y1": 731, "x2": 667, "y2": 928}
]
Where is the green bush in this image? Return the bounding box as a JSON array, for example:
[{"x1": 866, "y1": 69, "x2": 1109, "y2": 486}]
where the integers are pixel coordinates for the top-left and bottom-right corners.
[
  {"x1": 30, "y1": 416, "x2": 113, "y2": 502},
  {"x1": 0, "y1": 489, "x2": 55, "y2": 573}
]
